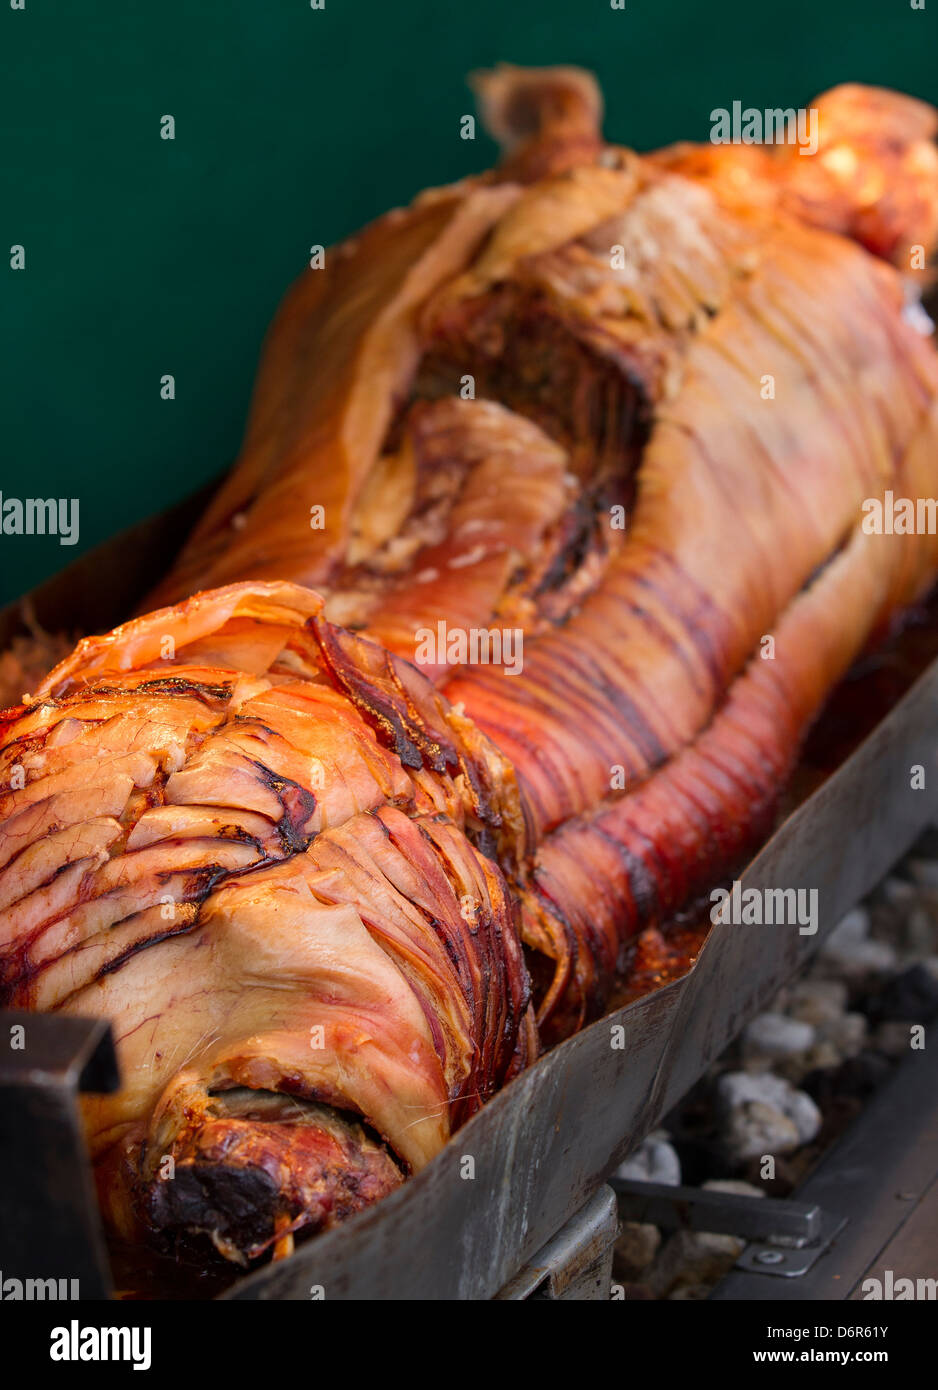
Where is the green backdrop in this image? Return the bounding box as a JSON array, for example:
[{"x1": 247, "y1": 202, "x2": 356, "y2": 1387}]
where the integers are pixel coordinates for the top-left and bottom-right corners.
[{"x1": 2, "y1": 0, "x2": 936, "y2": 604}]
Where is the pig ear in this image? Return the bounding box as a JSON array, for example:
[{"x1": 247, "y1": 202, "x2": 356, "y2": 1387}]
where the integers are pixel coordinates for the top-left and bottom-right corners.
[
  {"x1": 811, "y1": 83, "x2": 938, "y2": 148},
  {"x1": 469, "y1": 64, "x2": 604, "y2": 178},
  {"x1": 35, "y1": 581, "x2": 325, "y2": 697},
  {"x1": 781, "y1": 85, "x2": 938, "y2": 265}
]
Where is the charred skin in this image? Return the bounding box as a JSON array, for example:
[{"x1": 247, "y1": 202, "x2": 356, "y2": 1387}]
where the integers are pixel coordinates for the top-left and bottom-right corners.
[
  {"x1": 135, "y1": 1091, "x2": 405, "y2": 1265},
  {"x1": 2, "y1": 66, "x2": 938, "y2": 1266}
]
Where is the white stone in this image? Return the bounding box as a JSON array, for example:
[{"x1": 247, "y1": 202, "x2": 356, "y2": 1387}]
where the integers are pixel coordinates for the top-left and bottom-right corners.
[
  {"x1": 818, "y1": 935, "x2": 897, "y2": 979},
  {"x1": 722, "y1": 1100, "x2": 800, "y2": 1161},
  {"x1": 716, "y1": 1070, "x2": 822, "y2": 1146},
  {"x1": 781, "y1": 1040, "x2": 841, "y2": 1080},
  {"x1": 614, "y1": 1222, "x2": 661, "y2": 1280},
  {"x1": 826, "y1": 906, "x2": 871, "y2": 946},
  {"x1": 816, "y1": 1011, "x2": 867, "y2": 1058},
  {"x1": 742, "y1": 1012, "x2": 815, "y2": 1059},
  {"x1": 786, "y1": 979, "x2": 848, "y2": 1026},
  {"x1": 615, "y1": 1130, "x2": 681, "y2": 1187},
  {"x1": 648, "y1": 1229, "x2": 743, "y2": 1297}
]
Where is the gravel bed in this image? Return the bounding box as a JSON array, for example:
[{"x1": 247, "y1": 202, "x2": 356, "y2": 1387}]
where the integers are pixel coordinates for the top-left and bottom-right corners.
[{"x1": 612, "y1": 824, "x2": 938, "y2": 1300}]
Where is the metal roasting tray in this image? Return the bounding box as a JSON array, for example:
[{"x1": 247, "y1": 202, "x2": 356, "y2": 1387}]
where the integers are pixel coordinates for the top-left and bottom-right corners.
[{"x1": 1, "y1": 505, "x2": 937, "y2": 1300}]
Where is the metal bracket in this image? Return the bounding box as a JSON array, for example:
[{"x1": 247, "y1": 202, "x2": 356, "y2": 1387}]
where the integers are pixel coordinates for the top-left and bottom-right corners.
[
  {"x1": 613, "y1": 1178, "x2": 822, "y2": 1245},
  {"x1": 612, "y1": 1177, "x2": 848, "y2": 1279},
  {"x1": 734, "y1": 1212, "x2": 849, "y2": 1278},
  {"x1": 495, "y1": 1185, "x2": 619, "y2": 1300},
  {"x1": 0, "y1": 1009, "x2": 118, "y2": 1299}
]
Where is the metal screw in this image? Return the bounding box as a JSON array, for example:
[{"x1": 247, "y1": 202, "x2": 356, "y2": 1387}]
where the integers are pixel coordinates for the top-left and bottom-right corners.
[{"x1": 754, "y1": 1249, "x2": 786, "y2": 1266}]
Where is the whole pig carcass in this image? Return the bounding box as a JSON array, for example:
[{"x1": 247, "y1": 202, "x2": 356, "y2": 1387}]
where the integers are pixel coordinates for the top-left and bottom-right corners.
[{"x1": 2, "y1": 66, "x2": 938, "y2": 1263}]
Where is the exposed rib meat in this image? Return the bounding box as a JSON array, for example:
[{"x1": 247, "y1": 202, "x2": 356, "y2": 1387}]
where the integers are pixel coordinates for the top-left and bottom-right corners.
[
  {"x1": 442, "y1": 211, "x2": 938, "y2": 835},
  {"x1": 322, "y1": 397, "x2": 603, "y2": 669},
  {"x1": 144, "y1": 186, "x2": 522, "y2": 608}
]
